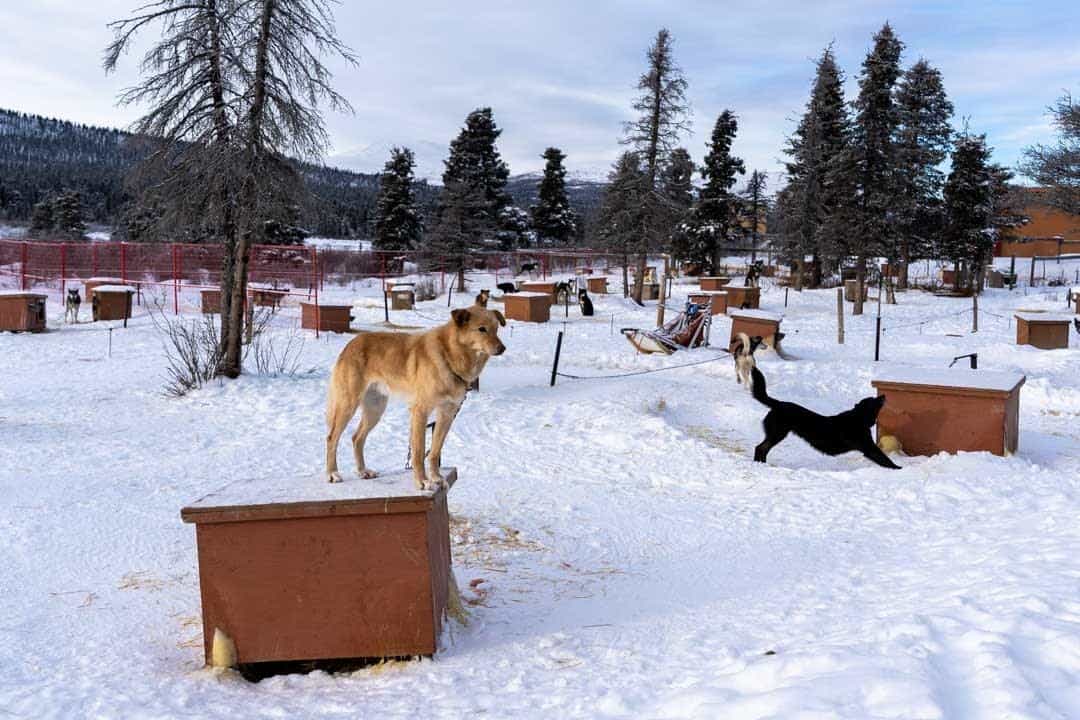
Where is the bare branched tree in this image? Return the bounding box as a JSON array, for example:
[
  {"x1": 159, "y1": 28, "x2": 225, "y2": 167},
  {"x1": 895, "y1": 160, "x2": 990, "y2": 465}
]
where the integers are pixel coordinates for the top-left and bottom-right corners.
[{"x1": 1021, "y1": 92, "x2": 1080, "y2": 215}]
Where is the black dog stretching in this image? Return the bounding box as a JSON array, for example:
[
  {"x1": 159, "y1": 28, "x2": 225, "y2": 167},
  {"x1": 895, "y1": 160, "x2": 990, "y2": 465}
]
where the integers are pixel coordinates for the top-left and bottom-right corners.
[
  {"x1": 750, "y1": 367, "x2": 900, "y2": 469},
  {"x1": 519, "y1": 262, "x2": 538, "y2": 274},
  {"x1": 578, "y1": 288, "x2": 594, "y2": 316},
  {"x1": 496, "y1": 282, "x2": 518, "y2": 294}
]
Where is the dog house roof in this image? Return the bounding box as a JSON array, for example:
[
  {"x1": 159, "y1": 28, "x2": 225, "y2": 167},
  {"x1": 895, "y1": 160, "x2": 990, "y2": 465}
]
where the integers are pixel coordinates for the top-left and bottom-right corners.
[
  {"x1": 512, "y1": 291, "x2": 552, "y2": 298},
  {"x1": 92, "y1": 284, "x2": 135, "y2": 293},
  {"x1": 1013, "y1": 312, "x2": 1074, "y2": 323},
  {"x1": 872, "y1": 366, "x2": 1025, "y2": 393},
  {"x1": 181, "y1": 468, "x2": 458, "y2": 524},
  {"x1": 729, "y1": 309, "x2": 782, "y2": 322},
  {"x1": 0, "y1": 290, "x2": 47, "y2": 298}
]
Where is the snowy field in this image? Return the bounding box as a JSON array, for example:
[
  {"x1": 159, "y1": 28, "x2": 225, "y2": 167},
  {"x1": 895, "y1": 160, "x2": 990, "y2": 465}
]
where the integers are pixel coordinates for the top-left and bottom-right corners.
[{"x1": 2, "y1": 267, "x2": 1080, "y2": 719}]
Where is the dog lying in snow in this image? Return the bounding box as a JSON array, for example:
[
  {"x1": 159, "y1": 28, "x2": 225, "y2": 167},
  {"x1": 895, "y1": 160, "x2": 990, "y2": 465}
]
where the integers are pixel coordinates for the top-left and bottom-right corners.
[
  {"x1": 731, "y1": 332, "x2": 763, "y2": 386},
  {"x1": 325, "y1": 305, "x2": 506, "y2": 489},
  {"x1": 750, "y1": 366, "x2": 900, "y2": 469}
]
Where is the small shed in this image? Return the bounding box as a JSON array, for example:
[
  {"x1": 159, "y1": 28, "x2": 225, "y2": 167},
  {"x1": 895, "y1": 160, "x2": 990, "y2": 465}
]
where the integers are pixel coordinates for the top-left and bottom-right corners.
[
  {"x1": 180, "y1": 469, "x2": 457, "y2": 667},
  {"x1": 1015, "y1": 313, "x2": 1071, "y2": 349},
  {"x1": 729, "y1": 309, "x2": 783, "y2": 350},
  {"x1": 301, "y1": 302, "x2": 353, "y2": 333},
  {"x1": 871, "y1": 367, "x2": 1025, "y2": 457},
  {"x1": 0, "y1": 291, "x2": 47, "y2": 332},
  {"x1": 724, "y1": 286, "x2": 761, "y2": 310},
  {"x1": 688, "y1": 291, "x2": 728, "y2": 315},
  {"x1": 91, "y1": 285, "x2": 135, "y2": 322},
  {"x1": 503, "y1": 292, "x2": 551, "y2": 323},
  {"x1": 699, "y1": 276, "x2": 731, "y2": 291}
]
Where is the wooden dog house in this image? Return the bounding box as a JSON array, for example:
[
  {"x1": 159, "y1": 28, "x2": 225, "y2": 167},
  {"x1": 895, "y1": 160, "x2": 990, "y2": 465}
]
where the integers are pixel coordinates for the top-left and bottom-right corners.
[
  {"x1": 200, "y1": 289, "x2": 221, "y2": 315},
  {"x1": 520, "y1": 281, "x2": 557, "y2": 300},
  {"x1": 387, "y1": 285, "x2": 415, "y2": 311},
  {"x1": 688, "y1": 291, "x2": 728, "y2": 315},
  {"x1": 1015, "y1": 313, "x2": 1071, "y2": 349},
  {"x1": 871, "y1": 367, "x2": 1025, "y2": 457},
  {"x1": 586, "y1": 277, "x2": 608, "y2": 294},
  {"x1": 180, "y1": 469, "x2": 457, "y2": 667},
  {"x1": 503, "y1": 292, "x2": 551, "y2": 323},
  {"x1": 729, "y1": 309, "x2": 783, "y2": 350},
  {"x1": 940, "y1": 268, "x2": 956, "y2": 286},
  {"x1": 699, "y1": 276, "x2": 731, "y2": 291},
  {"x1": 250, "y1": 285, "x2": 288, "y2": 309},
  {"x1": 1075, "y1": 293, "x2": 1080, "y2": 314},
  {"x1": 724, "y1": 286, "x2": 760, "y2": 310},
  {"x1": 301, "y1": 302, "x2": 353, "y2": 333},
  {"x1": 91, "y1": 285, "x2": 134, "y2": 321},
  {"x1": 83, "y1": 277, "x2": 124, "y2": 301},
  {"x1": 844, "y1": 279, "x2": 868, "y2": 302},
  {"x1": 0, "y1": 291, "x2": 47, "y2": 332},
  {"x1": 641, "y1": 283, "x2": 661, "y2": 301}
]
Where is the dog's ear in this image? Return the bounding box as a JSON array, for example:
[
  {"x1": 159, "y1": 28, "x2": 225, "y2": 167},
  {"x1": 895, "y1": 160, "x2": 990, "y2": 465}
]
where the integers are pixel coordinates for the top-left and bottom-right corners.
[
  {"x1": 451, "y1": 308, "x2": 470, "y2": 327},
  {"x1": 493, "y1": 310, "x2": 506, "y2": 326}
]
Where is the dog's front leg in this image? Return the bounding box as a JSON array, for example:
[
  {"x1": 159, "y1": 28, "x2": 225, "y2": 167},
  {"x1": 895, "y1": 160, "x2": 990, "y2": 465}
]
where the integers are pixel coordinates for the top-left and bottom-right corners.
[
  {"x1": 410, "y1": 404, "x2": 432, "y2": 490},
  {"x1": 427, "y1": 400, "x2": 462, "y2": 489}
]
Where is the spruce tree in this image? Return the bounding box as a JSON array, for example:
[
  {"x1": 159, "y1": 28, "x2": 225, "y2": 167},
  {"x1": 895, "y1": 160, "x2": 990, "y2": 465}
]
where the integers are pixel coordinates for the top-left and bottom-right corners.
[
  {"x1": 942, "y1": 132, "x2": 995, "y2": 291},
  {"x1": 622, "y1": 29, "x2": 691, "y2": 302},
  {"x1": 373, "y1": 147, "x2": 423, "y2": 252},
  {"x1": 836, "y1": 23, "x2": 904, "y2": 313},
  {"x1": 30, "y1": 196, "x2": 54, "y2": 235},
  {"x1": 662, "y1": 148, "x2": 695, "y2": 262},
  {"x1": 688, "y1": 110, "x2": 744, "y2": 272},
  {"x1": 740, "y1": 171, "x2": 769, "y2": 262},
  {"x1": 783, "y1": 46, "x2": 848, "y2": 289},
  {"x1": 894, "y1": 59, "x2": 953, "y2": 287},
  {"x1": 595, "y1": 152, "x2": 647, "y2": 297},
  {"x1": 530, "y1": 147, "x2": 578, "y2": 245},
  {"x1": 439, "y1": 107, "x2": 514, "y2": 249}
]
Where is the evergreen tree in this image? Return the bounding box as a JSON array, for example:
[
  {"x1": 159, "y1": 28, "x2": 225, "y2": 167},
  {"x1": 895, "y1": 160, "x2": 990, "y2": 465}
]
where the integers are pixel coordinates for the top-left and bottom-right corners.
[
  {"x1": 740, "y1": 170, "x2": 769, "y2": 262},
  {"x1": 622, "y1": 28, "x2": 691, "y2": 302},
  {"x1": 30, "y1": 197, "x2": 55, "y2": 235},
  {"x1": 783, "y1": 46, "x2": 848, "y2": 289},
  {"x1": 530, "y1": 147, "x2": 578, "y2": 245},
  {"x1": 595, "y1": 152, "x2": 647, "y2": 297},
  {"x1": 662, "y1": 147, "x2": 695, "y2": 262},
  {"x1": 373, "y1": 147, "x2": 423, "y2": 251},
  {"x1": 833, "y1": 23, "x2": 904, "y2": 313},
  {"x1": 941, "y1": 132, "x2": 995, "y2": 291},
  {"x1": 52, "y1": 189, "x2": 87, "y2": 237},
  {"x1": 428, "y1": 180, "x2": 489, "y2": 291},
  {"x1": 894, "y1": 59, "x2": 953, "y2": 287},
  {"x1": 687, "y1": 110, "x2": 744, "y2": 272}
]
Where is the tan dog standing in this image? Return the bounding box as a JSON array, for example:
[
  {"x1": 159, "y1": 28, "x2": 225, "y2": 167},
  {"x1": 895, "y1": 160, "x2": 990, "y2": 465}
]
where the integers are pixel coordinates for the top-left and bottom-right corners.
[{"x1": 325, "y1": 306, "x2": 506, "y2": 489}]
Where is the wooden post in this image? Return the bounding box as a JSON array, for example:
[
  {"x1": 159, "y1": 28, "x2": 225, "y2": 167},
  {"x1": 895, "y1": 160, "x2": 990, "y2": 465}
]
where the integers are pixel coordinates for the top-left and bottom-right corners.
[
  {"x1": 20, "y1": 241, "x2": 27, "y2": 290},
  {"x1": 837, "y1": 287, "x2": 844, "y2": 345},
  {"x1": 972, "y1": 292, "x2": 978, "y2": 333},
  {"x1": 1029, "y1": 256, "x2": 1036, "y2": 287},
  {"x1": 656, "y1": 255, "x2": 669, "y2": 328},
  {"x1": 60, "y1": 243, "x2": 67, "y2": 295}
]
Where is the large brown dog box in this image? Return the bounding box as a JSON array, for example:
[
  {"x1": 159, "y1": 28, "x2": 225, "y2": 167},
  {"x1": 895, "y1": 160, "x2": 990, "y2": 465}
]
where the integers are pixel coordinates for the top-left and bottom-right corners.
[
  {"x1": 503, "y1": 292, "x2": 551, "y2": 323},
  {"x1": 250, "y1": 284, "x2": 288, "y2": 309},
  {"x1": 0, "y1": 291, "x2": 47, "y2": 332},
  {"x1": 586, "y1": 277, "x2": 608, "y2": 294},
  {"x1": 83, "y1": 277, "x2": 124, "y2": 300},
  {"x1": 180, "y1": 469, "x2": 457, "y2": 666},
  {"x1": 844, "y1": 279, "x2": 868, "y2": 302},
  {"x1": 200, "y1": 289, "x2": 221, "y2": 315},
  {"x1": 688, "y1": 291, "x2": 728, "y2": 315},
  {"x1": 699, "y1": 276, "x2": 731, "y2": 291},
  {"x1": 301, "y1": 302, "x2": 353, "y2": 333},
  {"x1": 520, "y1": 281, "x2": 557, "y2": 300},
  {"x1": 1014, "y1": 313, "x2": 1070, "y2": 350},
  {"x1": 724, "y1": 286, "x2": 760, "y2": 310},
  {"x1": 872, "y1": 367, "x2": 1024, "y2": 457},
  {"x1": 729, "y1": 309, "x2": 782, "y2": 350},
  {"x1": 91, "y1": 285, "x2": 135, "y2": 321}
]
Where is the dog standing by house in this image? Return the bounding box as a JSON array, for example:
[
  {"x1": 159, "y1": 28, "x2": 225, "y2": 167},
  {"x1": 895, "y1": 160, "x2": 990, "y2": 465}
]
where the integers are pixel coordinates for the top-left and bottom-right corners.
[
  {"x1": 731, "y1": 332, "x2": 763, "y2": 386},
  {"x1": 750, "y1": 366, "x2": 901, "y2": 469},
  {"x1": 578, "y1": 288, "x2": 594, "y2": 317},
  {"x1": 554, "y1": 280, "x2": 574, "y2": 305},
  {"x1": 65, "y1": 289, "x2": 82, "y2": 323},
  {"x1": 325, "y1": 306, "x2": 507, "y2": 489}
]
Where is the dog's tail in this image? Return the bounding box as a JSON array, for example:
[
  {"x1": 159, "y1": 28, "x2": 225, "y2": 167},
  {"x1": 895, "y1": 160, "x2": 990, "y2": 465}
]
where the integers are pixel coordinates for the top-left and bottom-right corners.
[
  {"x1": 750, "y1": 366, "x2": 779, "y2": 408},
  {"x1": 735, "y1": 332, "x2": 751, "y2": 356}
]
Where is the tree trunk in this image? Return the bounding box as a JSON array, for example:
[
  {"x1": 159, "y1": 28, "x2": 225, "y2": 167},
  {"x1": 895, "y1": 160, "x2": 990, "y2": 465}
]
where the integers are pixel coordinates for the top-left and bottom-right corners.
[
  {"x1": 853, "y1": 254, "x2": 866, "y2": 315},
  {"x1": 898, "y1": 239, "x2": 910, "y2": 290},
  {"x1": 793, "y1": 257, "x2": 804, "y2": 292},
  {"x1": 810, "y1": 252, "x2": 822, "y2": 288}
]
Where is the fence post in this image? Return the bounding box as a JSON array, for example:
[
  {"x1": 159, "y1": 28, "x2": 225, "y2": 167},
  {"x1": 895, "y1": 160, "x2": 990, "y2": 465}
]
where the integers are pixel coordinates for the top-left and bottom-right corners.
[
  {"x1": 171, "y1": 245, "x2": 179, "y2": 314},
  {"x1": 60, "y1": 243, "x2": 67, "y2": 295},
  {"x1": 836, "y1": 287, "x2": 844, "y2": 345},
  {"x1": 313, "y1": 247, "x2": 320, "y2": 339},
  {"x1": 874, "y1": 316, "x2": 881, "y2": 361},
  {"x1": 92, "y1": 243, "x2": 98, "y2": 277},
  {"x1": 20, "y1": 241, "x2": 27, "y2": 290},
  {"x1": 381, "y1": 254, "x2": 389, "y2": 323},
  {"x1": 120, "y1": 242, "x2": 127, "y2": 283}
]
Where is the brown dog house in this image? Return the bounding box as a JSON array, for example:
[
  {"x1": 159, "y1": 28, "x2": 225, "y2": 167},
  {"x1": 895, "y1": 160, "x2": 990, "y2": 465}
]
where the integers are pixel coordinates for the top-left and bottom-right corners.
[
  {"x1": 843, "y1": 279, "x2": 868, "y2": 302},
  {"x1": 250, "y1": 286, "x2": 288, "y2": 309},
  {"x1": 502, "y1": 292, "x2": 551, "y2": 323},
  {"x1": 83, "y1": 277, "x2": 125, "y2": 300},
  {"x1": 387, "y1": 285, "x2": 415, "y2": 311},
  {"x1": 940, "y1": 268, "x2": 956, "y2": 286},
  {"x1": 871, "y1": 367, "x2": 1025, "y2": 456},
  {"x1": 200, "y1": 289, "x2": 221, "y2": 314},
  {"x1": 181, "y1": 469, "x2": 456, "y2": 667},
  {"x1": 729, "y1": 309, "x2": 783, "y2": 350},
  {"x1": 641, "y1": 282, "x2": 661, "y2": 301},
  {"x1": 301, "y1": 302, "x2": 353, "y2": 333},
  {"x1": 688, "y1": 291, "x2": 728, "y2": 315},
  {"x1": 699, "y1": 276, "x2": 731, "y2": 291},
  {"x1": 520, "y1": 281, "x2": 557, "y2": 300},
  {"x1": 0, "y1": 291, "x2": 47, "y2": 332},
  {"x1": 586, "y1": 277, "x2": 608, "y2": 294},
  {"x1": 91, "y1": 285, "x2": 134, "y2": 321},
  {"x1": 1015, "y1": 313, "x2": 1071, "y2": 350},
  {"x1": 724, "y1": 286, "x2": 760, "y2": 310}
]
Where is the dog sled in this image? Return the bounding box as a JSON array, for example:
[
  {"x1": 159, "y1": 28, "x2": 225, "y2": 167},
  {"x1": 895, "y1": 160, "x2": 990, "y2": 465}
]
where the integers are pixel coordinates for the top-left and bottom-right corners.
[{"x1": 621, "y1": 299, "x2": 713, "y2": 355}]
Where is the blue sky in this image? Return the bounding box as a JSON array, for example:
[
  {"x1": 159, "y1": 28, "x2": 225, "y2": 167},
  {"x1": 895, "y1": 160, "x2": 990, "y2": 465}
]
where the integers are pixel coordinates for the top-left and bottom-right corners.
[{"x1": 1, "y1": 0, "x2": 1077, "y2": 186}]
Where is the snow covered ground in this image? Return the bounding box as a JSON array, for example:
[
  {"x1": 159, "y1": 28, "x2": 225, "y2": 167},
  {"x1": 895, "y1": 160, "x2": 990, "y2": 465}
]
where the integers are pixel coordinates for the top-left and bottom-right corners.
[{"x1": 2, "y1": 269, "x2": 1079, "y2": 719}]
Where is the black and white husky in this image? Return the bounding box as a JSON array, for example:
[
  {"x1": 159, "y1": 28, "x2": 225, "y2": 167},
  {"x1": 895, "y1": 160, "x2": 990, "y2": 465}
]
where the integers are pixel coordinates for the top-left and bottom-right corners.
[
  {"x1": 578, "y1": 288, "x2": 594, "y2": 316},
  {"x1": 731, "y1": 332, "x2": 763, "y2": 386},
  {"x1": 65, "y1": 289, "x2": 82, "y2": 323}
]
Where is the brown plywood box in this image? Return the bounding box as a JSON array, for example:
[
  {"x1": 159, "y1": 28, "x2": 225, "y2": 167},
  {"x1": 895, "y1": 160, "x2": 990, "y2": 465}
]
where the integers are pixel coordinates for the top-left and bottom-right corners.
[
  {"x1": 699, "y1": 276, "x2": 731, "y2": 291},
  {"x1": 0, "y1": 291, "x2": 47, "y2": 332},
  {"x1": 200, "y1": 289, "x2": 221, "y2": 315},
  {"x1": 724, "y1": 286, "x2": 760, "y2": 310},
  {"x1": 301, "y1": 302, "x2": 353, "y2": 333},
  {"x1": 640, "y1": 282, "x2": 660, "y2": 301},
  {"x1": 83, "y1": 277, "x2": 124, "y2": 301},
  {"x1": 729, "y1": 309, "x2": 782, "y2": 349},
  {"x1": 844, "y1": 279, "x2": 868, "y2": 302},
  {"x1": 520, "y1": 281, "x2": 557, "y2": 300},
  {"x1": 688, "y1": 291, "x2": 728, "y2": 315},
  {"x1": 1015, "y1": 313, "x2": 1070, "y2": 350},
  {"x1": 180, "y1": 468, "x2": 457, "y2": 666},
  {"x1": 503, "y1": 292, "x2": 551, "y2": 323},
  {"x1": 91, "y1": 285, "x2": 134, "y2": 321},
  {"x1": 940, "y1": 269, "x2": 956, "y2": 285},
  {"x1": 586, "y1": 277, "x2": 608, "y2": 294},
  {"x1": 251, "y1": 287, "x2": 288, "y2": 308},
  {"x1": 871, "y1": 368, "x2": 1024, "y2": 457},
  {"x1": 388, "y1": 286, "x2": 415, "y2": 310}
]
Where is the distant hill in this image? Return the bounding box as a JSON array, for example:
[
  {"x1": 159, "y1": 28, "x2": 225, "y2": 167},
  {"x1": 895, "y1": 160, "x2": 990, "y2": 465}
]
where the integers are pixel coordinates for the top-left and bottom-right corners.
[{"x1": 0, "y1": 108, "x2": 606, "y2": 241}]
